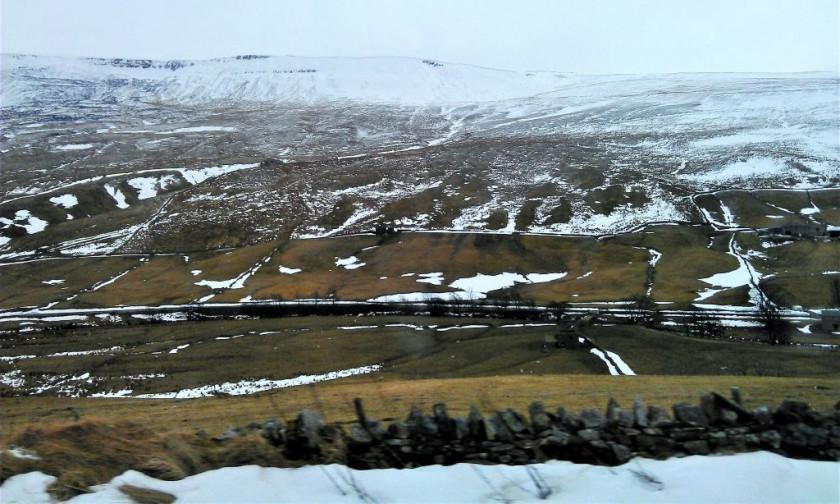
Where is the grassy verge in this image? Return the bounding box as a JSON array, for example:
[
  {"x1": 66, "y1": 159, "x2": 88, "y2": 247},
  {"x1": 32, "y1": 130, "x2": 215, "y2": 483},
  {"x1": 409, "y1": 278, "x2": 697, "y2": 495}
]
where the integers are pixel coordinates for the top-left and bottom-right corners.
[{"x1": 4, "y1": 375, "x2": 839, "y2": 446}]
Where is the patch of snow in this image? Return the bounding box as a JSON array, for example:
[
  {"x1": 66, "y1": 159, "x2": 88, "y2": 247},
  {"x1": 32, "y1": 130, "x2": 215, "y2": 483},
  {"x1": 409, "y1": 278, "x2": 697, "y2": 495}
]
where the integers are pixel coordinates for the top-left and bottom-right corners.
[
  {"x1": 648, "y1": 249, "x2": 662, "y2": 268},
  {"x1": 384, "y1": 323, "x2": 425, "y2": 331},
  {"x1": 6, "y1": 452, "x2": 837, "y2": 504},
  {"x1": 416, "y1": 272, "x2": 445, "y2": 285},
  {"x1": 682, "y1": 157, "x2": 801, "y2": 186},
  {"x1": 525, "y1": 273, "x2": 568, "y2": 283},
  {"x1": 747, "y1": 250, "x2": 768, "y2": 260},
  {"x1": 436, "y1": 325, "x2": 489, "y2": 332},
  {"x1": 761, "y1": 240, "x2": 793, "y2": 248},
  {"x1": 605, "y1": 350, "x2": 636, "y2": 376},
  {"x1": 499, "y1": 323, "x2": 556, "y2": 328},
  {"x1": 127, "y1": 175, "x2": 177, "y2": 200},
  {"x1": 134, "y1": 364, "x2": 382, "y2": 398},
  {"x1": 90, "y1": 269, "x2": 131, "y2": 291},
  {"x1": 7, "y1": 447, "x2": 41, "y2": 461},
  {"x1": 718, "y1": 319, "x2": 763, "y2": 328},
  {"x1": 41, "y1": 315, "x2": 89, "y2": 322},
  {"x1": 168, "y1": 344, "x2": 190, "y2": 354},
  {"x1": 132, "y1": 312, "x2": 191, "y2": 322},
  {"x1": 0, "y1": 210, "x2": 49, "y2": 234},
  {"x1": 450, "y1": 271, "x2": 566, "y2": 298},
  {"x1": 49, "y1": 194, "x2": 78, "y2": 209},
  {"x1": 55, "y1": 143, "x2": 93, "y2": 151},
  {"x1": 1, "y1": 471, "x2": 56, "y2": 504},
  {"x1": 590, "y1": 348, "x2": 620, "y2": 375},
  {"x1": 278, "y1": 266, "x2": 302, "y2": 274},
  {"x1": 41, "y1": 279, "x2": 65, "y2": 285},
  {"x1": 800, "y1": 203, "x2": 820, "y2": 215},
  {"x1": 335, "y1": 256, "x2": 366, "y2": 270},
  {"x1": 90, "y1": 388, "x2": 134, "y2": 398},
  {"x1": 47, "y1": 346, "x2": 122, "y2": 358},
  {"x1": 0, "y1": 355, "x2": 36, "y2": 362},
  {"x1": 719, "y1": 201, "x2": 736, "y2": 227},
  {"x1": 195, "y1": 261, "x2": 264, "y2": 290},
  {"x1": 369, "y1": 291, "x2": 469, "y2": 303},
  {"x1": 372, "y1": 270, "x2": 566, "y2": 302},
  {"x1": 540, "y1": 195, "x2": 684, "y2": 235},
  {"x1": 448, "y1": 272, "x2": 528, "y2": 298},
  {"x1": 162, "y1": 126, "x2": 236, "y2": 133},
  {"x1": 56, "y1": 224, "x2": 143, "y2": 255},
  {"x1": 177, "y1": 163, "x2": 259, "y2": 185},
  {"x1": 1, "y1": 369, "x2": 26, "y2": 388},
  {"x1": 695, "y1": 235, "x2": 762, "y2": 304},
  {"x1": 104, "y1": 183, "x2": 130, "y2": 209}
]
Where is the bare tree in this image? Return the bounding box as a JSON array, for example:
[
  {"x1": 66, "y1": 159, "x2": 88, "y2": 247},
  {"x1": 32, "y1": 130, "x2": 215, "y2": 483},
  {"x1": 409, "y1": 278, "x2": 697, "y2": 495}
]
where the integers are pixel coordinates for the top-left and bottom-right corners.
[
  {"x1": 625, "y1": 293, "x2": 660, "y2": 327},
  {"x1": 680, "y1": 304, "x2": 724, "y2": 338},
  {"x1": 831, "y1": 277, "x2": 840, "y2": 308},
  {"x1": 756, "y1": 301, "x2": 791, "y2": 345},
  {"x1": 547, "y1": 301, "x2": 568, "y2": 322}
]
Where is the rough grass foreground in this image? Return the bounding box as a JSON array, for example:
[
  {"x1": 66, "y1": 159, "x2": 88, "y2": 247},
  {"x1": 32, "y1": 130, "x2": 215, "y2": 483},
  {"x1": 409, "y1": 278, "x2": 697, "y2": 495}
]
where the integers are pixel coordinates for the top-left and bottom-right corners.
[{"x1": 3, "y1": 375, "x2": 840, "y2": 499}]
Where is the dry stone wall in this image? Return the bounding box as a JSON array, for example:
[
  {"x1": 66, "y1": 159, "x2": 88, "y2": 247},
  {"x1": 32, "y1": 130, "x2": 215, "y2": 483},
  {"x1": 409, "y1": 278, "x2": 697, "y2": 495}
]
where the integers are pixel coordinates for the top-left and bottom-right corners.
[{"x1": 217, "y1": 390, "x2": 840, "y2": 469}]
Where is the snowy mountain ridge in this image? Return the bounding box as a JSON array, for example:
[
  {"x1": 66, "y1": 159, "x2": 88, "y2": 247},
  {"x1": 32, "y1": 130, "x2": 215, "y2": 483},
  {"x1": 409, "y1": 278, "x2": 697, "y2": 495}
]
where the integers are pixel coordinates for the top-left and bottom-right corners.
[
  {"x1": 1, "y1": 53, "x2": 570, "y2": 106},
  {"x1": 4, "y1": 53, "x2": 837, "y2": 109}
]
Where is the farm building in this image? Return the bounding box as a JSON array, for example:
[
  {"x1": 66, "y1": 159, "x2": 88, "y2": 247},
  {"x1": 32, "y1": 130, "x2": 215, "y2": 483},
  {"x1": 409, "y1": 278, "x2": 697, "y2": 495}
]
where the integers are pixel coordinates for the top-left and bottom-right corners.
[
  {"x1": 760, "y1": 222, "x2": 828, "y2": 239},
  {"x1": 544, "y1": 315, "x2": 594, "y2": 350}
]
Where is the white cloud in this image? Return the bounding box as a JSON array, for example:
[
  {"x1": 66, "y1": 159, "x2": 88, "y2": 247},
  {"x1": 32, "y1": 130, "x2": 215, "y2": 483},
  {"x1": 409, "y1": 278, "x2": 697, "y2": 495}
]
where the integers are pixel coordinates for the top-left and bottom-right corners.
[{"x1": 2, "y1": 0, "x2": 837, "y2": 73}]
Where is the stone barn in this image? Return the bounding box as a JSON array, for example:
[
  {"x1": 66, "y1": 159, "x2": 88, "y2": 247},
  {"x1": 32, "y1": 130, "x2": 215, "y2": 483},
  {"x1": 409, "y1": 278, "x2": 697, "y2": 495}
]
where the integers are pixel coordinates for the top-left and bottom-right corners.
[
  {"x1": 762, "y1": 222, "x2": 827, "y2": 239},
  {"x1": 544, "y1": 315, "x2": 594, "y2": 350}
]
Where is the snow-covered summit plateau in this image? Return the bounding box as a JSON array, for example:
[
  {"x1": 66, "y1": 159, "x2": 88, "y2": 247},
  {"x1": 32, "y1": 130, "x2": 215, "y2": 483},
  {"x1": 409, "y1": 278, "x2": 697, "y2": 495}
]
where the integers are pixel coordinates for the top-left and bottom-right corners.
[{"x1": 1, "y1": 53, "x2": 567, "y2": 106}]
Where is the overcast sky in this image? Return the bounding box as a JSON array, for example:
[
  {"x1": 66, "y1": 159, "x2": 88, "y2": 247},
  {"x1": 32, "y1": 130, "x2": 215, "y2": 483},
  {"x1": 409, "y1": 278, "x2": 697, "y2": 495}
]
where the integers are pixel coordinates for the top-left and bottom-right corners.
[{"x1": 1, "y1": 0, "x2": 837, "y2": 73}]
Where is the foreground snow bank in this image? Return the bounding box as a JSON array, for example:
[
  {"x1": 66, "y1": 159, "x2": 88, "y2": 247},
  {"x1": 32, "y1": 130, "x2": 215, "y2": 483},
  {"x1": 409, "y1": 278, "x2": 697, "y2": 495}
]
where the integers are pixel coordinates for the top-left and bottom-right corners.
[{"x1": 4, "y1": 452, "x2": 837, "y2": 503}]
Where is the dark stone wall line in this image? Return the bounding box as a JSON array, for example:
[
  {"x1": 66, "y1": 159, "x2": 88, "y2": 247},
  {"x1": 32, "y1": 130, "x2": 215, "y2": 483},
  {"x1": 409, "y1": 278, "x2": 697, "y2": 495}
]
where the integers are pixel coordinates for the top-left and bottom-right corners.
[{"x1": 215, "y1": 389, "x2": 840, "y2": 469}]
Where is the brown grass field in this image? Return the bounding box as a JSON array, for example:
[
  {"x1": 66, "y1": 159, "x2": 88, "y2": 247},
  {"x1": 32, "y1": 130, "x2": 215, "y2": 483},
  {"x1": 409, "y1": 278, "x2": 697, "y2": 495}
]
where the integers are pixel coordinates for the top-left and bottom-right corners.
[
  {"x1": 6, "y1": 373, "x2": 837, "y2": 501},
  {"x1": 4, "y1": 223, "x2": 836, "y2": 310},
  {"x1": 4, "y1": 374, "x2": 839, "y2": 445},
  {"x1": 0, "y1": 256, "x2": 139, "y2": 310},
  {"x1": 3, "y1": 315, "x2": 839, "y2": 444},
  {"x1": 2, "y1": 216, "x2": 839, "y2": 496}
]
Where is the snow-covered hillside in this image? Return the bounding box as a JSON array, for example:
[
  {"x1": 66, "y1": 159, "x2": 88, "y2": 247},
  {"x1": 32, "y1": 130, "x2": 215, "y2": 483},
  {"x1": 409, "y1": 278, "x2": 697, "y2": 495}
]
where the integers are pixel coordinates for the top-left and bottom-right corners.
[
  {"x1": 1, "y1": 54, "x2": 838, "y2": 254},
  {"x1": 1, "y1": 54, "x2": 567, "y2": 106}
]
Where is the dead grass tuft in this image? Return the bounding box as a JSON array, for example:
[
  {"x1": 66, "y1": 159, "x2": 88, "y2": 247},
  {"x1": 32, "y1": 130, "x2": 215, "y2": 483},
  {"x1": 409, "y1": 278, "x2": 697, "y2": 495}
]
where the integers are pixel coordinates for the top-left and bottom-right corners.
[
  {"x1": 210, "y1": 432, "x2": 286, "y2": 468},
  {"x1": 5, "y1": 420, "x2": 205, "y2": 500},
  {"x1": 135, "y1": 457, "x2": 187, "y2": 481},
  {"x1": 0, "y1": 450, "x2": 41, "y2": 482},
  {"x1": 119, "y1": 485, "x2": 176, "y2": 504}
]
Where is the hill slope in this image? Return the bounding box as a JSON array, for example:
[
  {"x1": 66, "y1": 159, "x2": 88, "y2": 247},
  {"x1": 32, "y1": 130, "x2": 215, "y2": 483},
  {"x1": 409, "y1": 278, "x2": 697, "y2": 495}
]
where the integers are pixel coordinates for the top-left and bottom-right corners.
[{"x1": 1, "y1": 55, "x2": 838, "y2": 255}]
